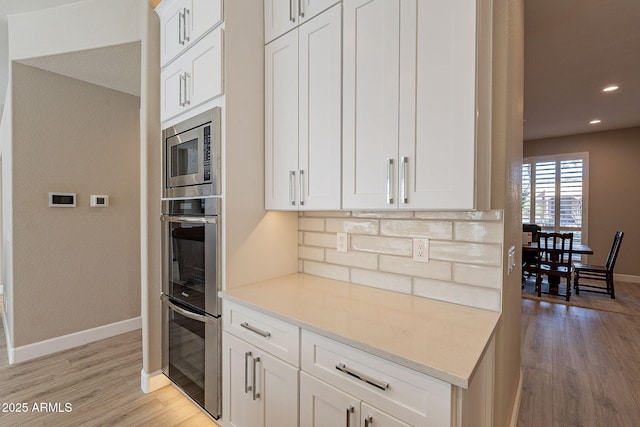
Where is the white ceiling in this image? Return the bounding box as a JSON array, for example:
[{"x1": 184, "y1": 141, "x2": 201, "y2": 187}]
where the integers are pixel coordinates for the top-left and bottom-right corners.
[{"x1": 524, "y1": 0, "x2": 640, "y2": 140}]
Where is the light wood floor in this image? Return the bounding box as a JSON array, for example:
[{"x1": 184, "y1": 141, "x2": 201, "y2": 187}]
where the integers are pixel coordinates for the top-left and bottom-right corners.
[
  {"x1": 0, "y1": 295, "x2": 216, "y2": 426},
  {"x1": 518, "y1": 282, "x2": 640, "y2": 426},
  {"x1": 3, "y1": 286, "x2": 640, "y2": 426}
]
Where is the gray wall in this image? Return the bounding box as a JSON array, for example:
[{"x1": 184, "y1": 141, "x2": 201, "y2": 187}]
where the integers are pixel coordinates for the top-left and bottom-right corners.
[
  {"x1": 524, "y1": 126, "x2": 640, "y2": 277},
  {"x1": 11, "y1": 63, "x2": 140, "y2": 346}
]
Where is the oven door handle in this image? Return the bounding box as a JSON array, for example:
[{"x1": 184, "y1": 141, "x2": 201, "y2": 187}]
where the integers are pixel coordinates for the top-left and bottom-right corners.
[
  {"x1": 161, "y1": 215, "x2": 218, "y2": 224},
  {"x1": 161, "y1": 294, "x2": 217, "y2": 323}
]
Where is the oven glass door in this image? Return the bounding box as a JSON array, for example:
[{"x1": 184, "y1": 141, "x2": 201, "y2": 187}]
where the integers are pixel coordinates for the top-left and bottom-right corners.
[
  {"x1": 163, "y1": 297, "x2": 220, "y2": 418},
  {"x1": 163, "y1": 217, "x2": 218, "y2": 316},
  {"x1": 166, "y1": 126, "x2": 204, "y2": 188}
]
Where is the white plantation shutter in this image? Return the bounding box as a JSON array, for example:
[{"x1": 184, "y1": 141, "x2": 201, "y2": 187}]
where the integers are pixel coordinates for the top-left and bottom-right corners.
[{"x1": 523, "y1": 153, "x2": 588, "y2": 246}]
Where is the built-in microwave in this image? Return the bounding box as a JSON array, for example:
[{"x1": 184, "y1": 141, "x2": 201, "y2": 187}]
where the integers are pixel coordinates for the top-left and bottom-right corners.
[{"x1": 163, "y1": 107, "x2": 221, "y2": 198}]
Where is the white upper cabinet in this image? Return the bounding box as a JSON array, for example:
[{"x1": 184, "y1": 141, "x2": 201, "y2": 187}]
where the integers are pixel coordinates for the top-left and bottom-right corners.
[
  {"x1": 343, "y1": 0, "x2": 490, "y2": 211},
  {"x1": 265, "y1": 4, "x2": 342, "y2": 210},
  {"x1": 158, "y1": 0, "x2": 223, "y2": 67},
  {"x1": 264, "y1": 0, "x2": 340, "y2": 43},
  {"x1": 161, "y1": 28, "x2": 223, "y2": 122}
]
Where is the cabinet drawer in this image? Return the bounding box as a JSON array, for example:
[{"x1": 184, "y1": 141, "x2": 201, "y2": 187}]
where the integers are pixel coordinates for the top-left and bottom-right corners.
[
  {"x1": 302, "y1": 330, "x2": 451, "y2": 426},
  {"x1": 224, "y1": 301, "x2": 300, "y2": 366}
]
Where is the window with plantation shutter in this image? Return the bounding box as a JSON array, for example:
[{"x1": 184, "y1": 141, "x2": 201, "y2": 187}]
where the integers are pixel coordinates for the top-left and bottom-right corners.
[{"x1": 522, "y1": 153, "x2": 588, "y2": 247}]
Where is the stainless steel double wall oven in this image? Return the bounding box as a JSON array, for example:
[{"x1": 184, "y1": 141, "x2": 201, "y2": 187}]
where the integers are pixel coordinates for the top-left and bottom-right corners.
[{"x1": 161, "y1": 107, "x2": 222, "y2": 419}]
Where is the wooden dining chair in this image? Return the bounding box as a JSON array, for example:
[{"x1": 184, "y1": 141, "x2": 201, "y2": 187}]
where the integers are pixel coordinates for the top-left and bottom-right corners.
[
  {"x1": 536, "y1": 232, "x2": 574, "y2": 301},
  {"x1": 574, "y1": 231, "x2": 624, "y2": 299}
]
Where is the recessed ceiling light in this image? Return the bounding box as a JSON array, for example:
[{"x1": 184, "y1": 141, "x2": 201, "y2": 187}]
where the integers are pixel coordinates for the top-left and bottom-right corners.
[
  {"x1": 602, "y1": 85, "x2": 619, "y2": 92},
  {"x1": 589, "y1": 119, "x2": 602, "y2": 125}
]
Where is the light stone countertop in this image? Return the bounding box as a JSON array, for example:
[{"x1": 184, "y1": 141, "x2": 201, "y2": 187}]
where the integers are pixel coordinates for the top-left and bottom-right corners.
[{"x1": 220, "y1": 273, "x2": 500, "y2": 388}]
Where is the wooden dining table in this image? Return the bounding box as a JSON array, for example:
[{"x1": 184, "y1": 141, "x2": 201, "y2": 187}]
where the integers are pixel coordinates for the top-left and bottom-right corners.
[{"x1": 522, "y1": 242, "x2": 593, "y2": 294}]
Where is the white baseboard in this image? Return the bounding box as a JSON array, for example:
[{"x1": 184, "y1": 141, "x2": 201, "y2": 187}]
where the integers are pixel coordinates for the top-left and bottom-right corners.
[
  {"x1": 141, "y1": 369, "x2": 170, "y2": 394},
  {"x1": 509, "y1": 368, "x2": 523, "y2": 427},
  {"x1": 615, "y1": 273, "x2": 640, "y2": 284},
  {"x1": 9, "y1": 316, "x2": 141, "y2": 365}
]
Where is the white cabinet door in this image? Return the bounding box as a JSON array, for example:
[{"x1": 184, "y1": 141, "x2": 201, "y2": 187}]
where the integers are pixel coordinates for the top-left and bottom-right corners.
[
  {"x1": 299, "y1": 0, "x2": 341, "y2": 25},
  {"x1": 342, "y1": 0, "x2": 401, "y2": 210},
  {"x1": 399, "y1": 0, "x2": 478, "y2": 209},
  {"x1": 224, "y1": 333, "x2": 262, "y2": 427},
  {"x1": 160, "y1": 56, "x2": 188, "y2": 121},
  {"x1": 300, "y1": 372, "x2": 361, "y2": 427},
  {"x1": 265, "y1": 30, "x2": 299, "y2": 210},
  {"x1": 159, "y1": 0, "x2": 222, "y2": 66},
  {"x1": 264, "y1": 0, "x2": 298, "y2": 44},
  {"x1": 361, "y1": 403, "x2": 411, "y2": 427},
  {"x1": 298, "y1": 4, "x2": 341, "y2": 210},
  {"x1": 160, "y1": 28, "x2": 224, "y2": 122},
  {"x1": 187, "y1": 28, "x2": 224, "y2": 110},
  {"x1": 224, "y1": 332, "x2": 299, "y2": 427}
]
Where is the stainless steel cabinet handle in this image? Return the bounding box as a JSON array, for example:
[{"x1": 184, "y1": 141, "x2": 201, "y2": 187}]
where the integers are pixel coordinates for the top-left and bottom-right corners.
[
  {"x1": 252, "y1": 356, "x2": 261, "y2": 400},
  {"x1": 299, "y1": 0, "x2": 305, "y2": 17},
  {"x1": 244, "y1": 351, "x2": 252, "y2": 393},
  {"x1": 241, "y1": 322, "x2": 271, "y2": 338},
  {"x1": 179, "y1": 73, "x2": 185, "y2": 107},
  {"x1": 364, "y1": 415, "x2": 373, "y2": 427},
  {"x1": 289, "y1": 170, "x2": 296, "y2": 206},
  {"x1": 184, "y1": 72, "x2": 191, "y2": 105},
  {"x1": 336, "y1": 362, "x2": 390, "y2": 391},
  {"x1": 386, "y1": 158, "x2": 394, "y2": 204},
  {"x1": 178, "y1": 9, "x2": 184, "y2": 46},
  {"x1": 183, "y1": 8, "x2": 190, "y2": 42},
  {"x1": 289, "y1": 0, "x2": 295, "y2": 22},
  {"x1": 345, "y1": 405, "x2": 354, "y2": 427},
  {"x1": 299, "y1": 170, "x2": 305, "y2": 206},
  {"x1": 400, "y1": 156, "x2": 408, "y2": 204}
]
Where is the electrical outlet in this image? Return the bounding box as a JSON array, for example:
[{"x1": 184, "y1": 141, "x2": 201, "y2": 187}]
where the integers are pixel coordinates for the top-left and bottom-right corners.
[
  {"x1": 412, "y1": 238, "x2": 429, "y2": 262},
  {"x1": 337, "y1": 232, "x2": 348, "y2": 253}
]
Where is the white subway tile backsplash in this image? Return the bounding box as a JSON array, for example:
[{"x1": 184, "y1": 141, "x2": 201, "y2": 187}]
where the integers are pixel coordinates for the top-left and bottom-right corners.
[
  {"x1": 299, "y1": 217, "x2": 325, "y2": 232},
  {"x1": 379, "y1": 255, "x2": 452, "y2": 281},
  {"x1": 413, "y1": 278, "x2": 501, "y2": 311},
  {"x1": 304, "y1": 232, "x2": 337, "y2": 248},
  {"x1": 325, "y1": 249, "x2": 378, "y2": 270},
  {"x1": 414, "y1": 210, "x2": 503, "y2": 221},
  {"x1": 350, "y1": 269, "x2": 412, "y2": 294},
  {"x1": 430, "y1": 241, "x2": 502, "y2": 266},
  {"x1": 351, "y1": 235, "x2": 413, "y2": 256},
  {"x1": 454, "y1": 264, "x2": 502, "y2": 289},
  {"x1": 326, "y1": 218, "x2": 379, "y2": 235},
  {"x1": 454, "y1": 222, "x2": 504, "y2": 243},
  {"x1": 380, "y1": 220, "x2": 453, "y2": 239},
  {"x1": 298, "y1": 210, "x2": 504, "y2": 312},
  {"x1": 299, "y1": 246, "x2": 325, "y2": 262},
  {"x1": 303, "y1": 260, "x2": 350, "y2": 282}
]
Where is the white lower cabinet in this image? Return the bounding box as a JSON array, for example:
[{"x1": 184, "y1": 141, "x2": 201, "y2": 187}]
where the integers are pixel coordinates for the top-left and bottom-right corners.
[
  {"x1": 222, "y1": 303, "x2": 494, "y2": 427},
  {"x1": 223, "y1": 332, "x2": 298, "y2": 427},
  {"x1": 301, "y1": 372, "x2": 410, "y2": 427}
]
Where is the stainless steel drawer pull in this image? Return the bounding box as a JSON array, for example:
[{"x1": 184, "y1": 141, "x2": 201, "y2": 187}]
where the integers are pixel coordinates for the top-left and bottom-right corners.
[
  {"x1": 289, "y1": 170, "x2": 296, "y2": 206},
  {"x1": 400, "y1": 156, "x2": 408, "y2": 204},
  {"x1": 241, "y1": 322, "x2": 271, "y2": 338},
  {"x1": 299, "y1": 169, "x2": 305, "y2": 206},
  {"x1": 386, "y1": 158, "x2": 394, "y2": 204},
  {"x1": 336, "y1": 362, "x2": 389, "y2": 391},
  {"x1": 345, "y1": 404, "x2": 354, "y2": 427},
  {"x1": 244, "y1": 351, "x2": 252, "y2": 393},
  {"x1": 252, "y1": 356, "x2": 261, "y2": 400},
  {"x1": 364, "y1": 415, "x2": 373, "y2": 427}
]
